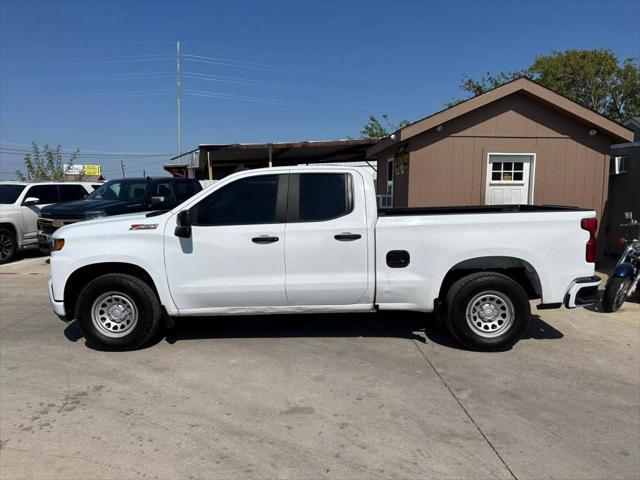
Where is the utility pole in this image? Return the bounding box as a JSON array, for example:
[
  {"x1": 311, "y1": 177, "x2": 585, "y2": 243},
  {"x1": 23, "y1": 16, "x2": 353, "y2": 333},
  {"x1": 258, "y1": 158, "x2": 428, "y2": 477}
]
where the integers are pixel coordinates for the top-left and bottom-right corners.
[
  {"x1": 120, "y1": 160, "x2": 126, "y2": 178},
  {"x1": 176, "y1": 40, "x2": 182, "y2": 158}
]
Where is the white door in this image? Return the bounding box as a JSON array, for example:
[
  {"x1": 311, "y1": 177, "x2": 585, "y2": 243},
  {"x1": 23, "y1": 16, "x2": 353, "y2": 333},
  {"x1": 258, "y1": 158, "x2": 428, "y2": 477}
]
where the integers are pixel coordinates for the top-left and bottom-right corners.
[
  {"x1": 164, "y1": 173, "x2": 288, "y2": 312},
  {"x1": 486, "y1": 154, "x2": 534, "y2": 205},
  {"x1": 284, "y1": 172, "x2": 370, "y2": 306}
]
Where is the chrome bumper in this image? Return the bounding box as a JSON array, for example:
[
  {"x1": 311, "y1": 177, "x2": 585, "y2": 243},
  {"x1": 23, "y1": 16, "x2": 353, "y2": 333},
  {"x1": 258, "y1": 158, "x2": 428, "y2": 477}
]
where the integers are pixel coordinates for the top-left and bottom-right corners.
[{"x1": 564, "y1": 276, "x2": 601, "y2": 308}]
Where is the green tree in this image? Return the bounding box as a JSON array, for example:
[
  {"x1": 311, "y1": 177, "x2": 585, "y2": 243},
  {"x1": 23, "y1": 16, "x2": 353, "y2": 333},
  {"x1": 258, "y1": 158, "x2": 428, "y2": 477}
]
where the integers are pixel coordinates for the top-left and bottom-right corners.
[
  {"x1": 451, "y1": 49, "x2": 640, "y2": 122},
  {"x1": 15, "y1": 142, "x2": 80, "y2": 181},
  {"x1": 360, "y1": 114, "x2": 411, "y2": 138}
]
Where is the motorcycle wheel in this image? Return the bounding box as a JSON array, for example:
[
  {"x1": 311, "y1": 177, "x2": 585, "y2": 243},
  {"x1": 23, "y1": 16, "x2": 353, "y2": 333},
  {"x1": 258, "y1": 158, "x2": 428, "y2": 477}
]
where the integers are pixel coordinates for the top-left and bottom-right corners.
[{"x1": 602, "y1": 276, "x2": 631, "y2": 313}]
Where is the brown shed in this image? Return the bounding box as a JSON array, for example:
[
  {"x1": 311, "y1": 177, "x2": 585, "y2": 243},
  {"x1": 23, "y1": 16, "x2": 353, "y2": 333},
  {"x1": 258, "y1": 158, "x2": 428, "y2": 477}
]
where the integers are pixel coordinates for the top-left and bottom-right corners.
[{"x1": 368, "y1": 78, "x2": 634, "y2": 228}]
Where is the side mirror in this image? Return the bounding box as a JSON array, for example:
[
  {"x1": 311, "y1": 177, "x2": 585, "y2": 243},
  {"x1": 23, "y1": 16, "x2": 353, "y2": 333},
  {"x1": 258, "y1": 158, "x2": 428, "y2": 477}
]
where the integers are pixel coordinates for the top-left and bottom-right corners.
[
  {"x1": 22, "y1": 197, "x2": 40, "y2": 206},
  {"x1": 174, "y1": 209, "x2": 193, "y2": 238},
  {"x1": 149, "y1": 196, "x2": 166, "y2": 207}
]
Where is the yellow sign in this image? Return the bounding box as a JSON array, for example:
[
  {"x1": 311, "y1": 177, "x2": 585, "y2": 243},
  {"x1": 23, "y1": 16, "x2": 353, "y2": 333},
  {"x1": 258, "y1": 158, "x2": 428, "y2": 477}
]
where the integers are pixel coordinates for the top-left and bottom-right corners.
[{"x1": 82, "y1": 165, "x2": 101, "y2": 176}]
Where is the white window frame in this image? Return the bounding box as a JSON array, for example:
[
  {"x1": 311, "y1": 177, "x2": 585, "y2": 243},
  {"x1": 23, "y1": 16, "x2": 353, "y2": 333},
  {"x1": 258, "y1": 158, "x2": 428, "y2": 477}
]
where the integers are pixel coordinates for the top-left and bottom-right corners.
[{"x1": 486, "y1": 152, "x2": 536, "y2": 204}]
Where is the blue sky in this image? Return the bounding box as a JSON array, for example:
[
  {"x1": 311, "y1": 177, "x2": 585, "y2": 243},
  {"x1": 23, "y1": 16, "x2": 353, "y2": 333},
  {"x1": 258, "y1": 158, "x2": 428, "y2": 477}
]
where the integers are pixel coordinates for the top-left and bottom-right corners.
[{"x1": 1, "y1": 0, "x2": 638, "y2": 178}]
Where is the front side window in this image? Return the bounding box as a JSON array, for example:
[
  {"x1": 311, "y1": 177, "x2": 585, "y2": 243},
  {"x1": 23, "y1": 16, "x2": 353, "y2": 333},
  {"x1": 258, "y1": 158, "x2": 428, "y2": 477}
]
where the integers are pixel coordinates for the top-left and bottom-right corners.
[
  {"x1": 298, "y1": 173, "x2": 351, "y2": 222},
  {"x1": 88, "y1": 180, "x2": 149, "y2": 202},
  {"x1": 0, "y1": 184, "x2": 26, "y2": 204},
  {"x1": 25, "y1": 185, "x2": 59, "y2": 204},
  {"x1": 195, "y1": 175, "x2": 281, "y2": 226},
  {"x1": 59, "y1": 184, "x2": 89, "y2": 202}
]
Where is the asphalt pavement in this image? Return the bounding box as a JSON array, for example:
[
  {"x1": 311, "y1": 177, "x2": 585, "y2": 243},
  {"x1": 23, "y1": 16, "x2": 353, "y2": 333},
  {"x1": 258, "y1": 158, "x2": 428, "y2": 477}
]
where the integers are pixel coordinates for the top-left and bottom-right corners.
[{"x1": 0, "y1": 254, "x2": 638, "y2": 479}]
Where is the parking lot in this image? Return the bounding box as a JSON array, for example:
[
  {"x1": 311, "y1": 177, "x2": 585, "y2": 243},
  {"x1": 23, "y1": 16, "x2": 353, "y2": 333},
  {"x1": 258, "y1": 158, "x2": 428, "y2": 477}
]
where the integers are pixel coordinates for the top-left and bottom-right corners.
[{"x1": 0, "y1": 254, "x2": 638, "y2": 480}]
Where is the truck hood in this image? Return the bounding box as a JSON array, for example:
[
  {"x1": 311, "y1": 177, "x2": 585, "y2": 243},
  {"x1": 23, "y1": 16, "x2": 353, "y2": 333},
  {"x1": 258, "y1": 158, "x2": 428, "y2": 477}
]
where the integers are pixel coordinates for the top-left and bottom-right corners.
[
  {"x1": 41, "y1": 198, "x2": 135, "y2": 217},
  {"x1": 53, "y1": 211, "x2": 171, "y2": 238}
]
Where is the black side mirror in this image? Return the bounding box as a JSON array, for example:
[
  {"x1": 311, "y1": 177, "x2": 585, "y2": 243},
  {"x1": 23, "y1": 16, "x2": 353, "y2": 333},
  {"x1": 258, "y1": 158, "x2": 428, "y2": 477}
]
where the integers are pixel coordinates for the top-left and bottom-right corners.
[{"x1": 174, "y1": 209, "x2": 193, "y2": 238}]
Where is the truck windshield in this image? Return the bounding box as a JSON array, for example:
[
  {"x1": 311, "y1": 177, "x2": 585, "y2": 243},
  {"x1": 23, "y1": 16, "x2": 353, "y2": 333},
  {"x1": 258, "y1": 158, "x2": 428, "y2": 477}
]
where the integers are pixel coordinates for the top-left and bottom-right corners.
[
  {"x1": 0, "y1": 184, "x2": 26, "y2": 204},
  {"x1": 87, "y1": 180, "x2": 149, "y2": 202}
]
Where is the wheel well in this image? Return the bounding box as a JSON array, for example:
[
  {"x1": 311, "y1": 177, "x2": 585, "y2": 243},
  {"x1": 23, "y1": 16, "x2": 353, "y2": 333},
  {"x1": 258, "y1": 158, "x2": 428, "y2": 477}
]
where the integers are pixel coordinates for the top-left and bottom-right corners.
[
  {"x1": 0, "y1": 222, "x2": 17, "y2": 236},
  {"x1": 438, "y1": 256, "x2": 542, "y2": 301},
  {"x1": 64, "y1": 263, "x2": 159, "y2": 318}
]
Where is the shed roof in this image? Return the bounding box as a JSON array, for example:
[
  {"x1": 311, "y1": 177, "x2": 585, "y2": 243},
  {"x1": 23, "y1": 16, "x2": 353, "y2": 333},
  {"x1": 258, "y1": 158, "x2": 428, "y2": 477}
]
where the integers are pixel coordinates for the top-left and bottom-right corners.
[
  {"x1": 196, "y1": 138, "x2": 379, "y2": 167},
  {"x1": 368, "y1": 77, "x2": 634, "y2": 157}
]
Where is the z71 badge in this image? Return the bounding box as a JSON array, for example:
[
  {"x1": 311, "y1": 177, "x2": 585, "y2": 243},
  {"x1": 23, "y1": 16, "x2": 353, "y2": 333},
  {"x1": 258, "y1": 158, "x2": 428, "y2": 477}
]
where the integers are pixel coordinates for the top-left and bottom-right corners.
[{"x1": 129, "y1": 224, "x2": 158, "y2": 230}]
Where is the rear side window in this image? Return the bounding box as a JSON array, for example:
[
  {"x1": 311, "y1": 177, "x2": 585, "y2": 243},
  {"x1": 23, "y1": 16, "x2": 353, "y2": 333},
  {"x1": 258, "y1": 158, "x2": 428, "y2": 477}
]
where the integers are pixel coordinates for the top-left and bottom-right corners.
[
  {"x1": 173, "y1": 180, "x2": 200, "y2": 202},
  {"x1": 24, "y1": 185, "x2": 59, "y2": 204},
  {"x1": 195, "y1": 175, "x2": 281, "y2": 226},
  {"x1": 58, "y1": 184, "x2": 89, "y2": 202},
  {"x1": 297, "y1": 173, "x2": 352, "y2": 222}
]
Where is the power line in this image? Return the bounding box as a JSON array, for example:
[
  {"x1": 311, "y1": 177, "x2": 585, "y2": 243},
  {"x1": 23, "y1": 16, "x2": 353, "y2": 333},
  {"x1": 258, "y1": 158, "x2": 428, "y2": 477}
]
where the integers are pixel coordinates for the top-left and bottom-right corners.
[
  {"x1": 0, "y1": 142, "x2": 173, "y2": 156},
  {"x1": 181, "y1": 53, "x2": 354, "y2": 79},
  {"x1": 183, "y1": 89, "x2": 385, "y2": 112},
  {"x1": 0, "y1": 148, "x2": 173, "y2": 158},
  {"x1": 54, "y1": 72, "x2": 174, "y2": 81},
  {"x1": 4, "y1": 54, "x2": 174, "y2": 68},
  {"x1": 68, "y1": 89, "x2": 173, "y2": 98},
  {"x1": 183, "y1": 71, "x2": 364, "y2": 96}
]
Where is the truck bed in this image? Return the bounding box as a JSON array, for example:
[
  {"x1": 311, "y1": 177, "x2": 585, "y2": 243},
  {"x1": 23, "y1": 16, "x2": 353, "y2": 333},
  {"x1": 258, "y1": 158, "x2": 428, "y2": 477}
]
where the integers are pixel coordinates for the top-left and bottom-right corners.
[{"x1": 378, "y1": 204, "x2": 589, "y2": 216}]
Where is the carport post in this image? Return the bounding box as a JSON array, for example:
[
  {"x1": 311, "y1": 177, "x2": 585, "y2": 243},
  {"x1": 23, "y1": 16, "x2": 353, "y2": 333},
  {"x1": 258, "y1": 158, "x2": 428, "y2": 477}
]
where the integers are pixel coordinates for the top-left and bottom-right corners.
[{"x1": 207, "y1": 151, "x2": 212, "y2": 180}]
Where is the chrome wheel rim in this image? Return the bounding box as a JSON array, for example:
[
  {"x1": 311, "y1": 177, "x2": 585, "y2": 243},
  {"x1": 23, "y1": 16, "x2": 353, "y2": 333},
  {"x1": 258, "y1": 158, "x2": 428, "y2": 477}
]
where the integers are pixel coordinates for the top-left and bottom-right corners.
[
  {"x1": 466, "y1": 290, "x2": 515, "y2": 338},
  {"x1": 0, "y1": 233, "x2": 13, "y2": 260},
  {"x1": 91, "y1": 291, "x2": 138, "y2": 338},
  {"x1": 614, "y1": 280, "x2": 630, "y2": 310}
]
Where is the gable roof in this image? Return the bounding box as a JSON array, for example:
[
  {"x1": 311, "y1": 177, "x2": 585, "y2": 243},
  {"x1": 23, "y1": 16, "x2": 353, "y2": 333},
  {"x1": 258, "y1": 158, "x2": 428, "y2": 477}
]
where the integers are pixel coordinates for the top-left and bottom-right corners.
[{"x1": 367, "y1": 77, "x2": 634, "y2": 157}]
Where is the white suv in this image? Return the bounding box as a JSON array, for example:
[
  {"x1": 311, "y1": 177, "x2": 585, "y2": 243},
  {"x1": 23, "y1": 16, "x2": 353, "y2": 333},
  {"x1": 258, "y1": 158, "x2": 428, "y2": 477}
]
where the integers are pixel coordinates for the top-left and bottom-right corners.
[{"x1": 0, "y1": 181, "x2": 98, "y2": 264}]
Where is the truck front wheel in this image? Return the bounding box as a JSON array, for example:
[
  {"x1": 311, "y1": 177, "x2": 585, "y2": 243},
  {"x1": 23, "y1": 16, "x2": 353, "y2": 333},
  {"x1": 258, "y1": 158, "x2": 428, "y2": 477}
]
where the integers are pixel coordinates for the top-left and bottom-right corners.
[
  {"x1": 75, "y1": 273, "x2": 162, "y2": 350},
  {"x1": 445, "y1": 272, "x2": 531, "y2": 351}
]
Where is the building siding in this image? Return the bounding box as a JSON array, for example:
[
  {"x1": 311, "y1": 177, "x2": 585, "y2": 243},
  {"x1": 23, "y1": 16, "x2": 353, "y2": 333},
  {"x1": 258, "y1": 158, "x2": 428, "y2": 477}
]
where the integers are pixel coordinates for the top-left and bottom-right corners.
[{"x1": 377, "y1": 92, "x2": 613, "y2": 222}]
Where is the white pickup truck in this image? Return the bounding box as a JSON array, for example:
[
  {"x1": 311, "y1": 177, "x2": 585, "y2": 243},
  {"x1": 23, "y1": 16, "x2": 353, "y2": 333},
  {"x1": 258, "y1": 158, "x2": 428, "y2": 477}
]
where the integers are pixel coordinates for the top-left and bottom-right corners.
[{"x1": 48, "y1": 166, "x2": 601, "y2": 351}]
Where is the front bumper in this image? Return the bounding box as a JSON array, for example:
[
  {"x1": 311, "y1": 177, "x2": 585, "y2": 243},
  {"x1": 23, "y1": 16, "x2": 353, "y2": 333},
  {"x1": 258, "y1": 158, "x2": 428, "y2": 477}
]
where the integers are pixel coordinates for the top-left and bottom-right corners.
[
  {"x1": 48, "y1": 279, "x2": 67, "y2": 319},
  {"x1": 564, "y1": 275, "x2": 601, "y2": 308}
]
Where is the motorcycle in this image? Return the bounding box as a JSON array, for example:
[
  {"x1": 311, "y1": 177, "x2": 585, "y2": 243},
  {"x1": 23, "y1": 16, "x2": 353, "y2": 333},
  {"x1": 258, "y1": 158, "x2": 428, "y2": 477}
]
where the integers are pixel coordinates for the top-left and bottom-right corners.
[{"x1": 602, "y1": 213, "x2": 640, "y2": 312}]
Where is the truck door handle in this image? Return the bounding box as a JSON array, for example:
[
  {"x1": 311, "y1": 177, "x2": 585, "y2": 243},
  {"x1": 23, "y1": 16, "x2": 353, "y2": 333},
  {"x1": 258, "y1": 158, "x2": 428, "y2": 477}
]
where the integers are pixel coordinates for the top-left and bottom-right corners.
[
  {"x1": 334, "y1": 233, "x2": 361, "y2": 241},
  {"x1": 252, "y1": 235, "x2": 279, "y2": 244}
]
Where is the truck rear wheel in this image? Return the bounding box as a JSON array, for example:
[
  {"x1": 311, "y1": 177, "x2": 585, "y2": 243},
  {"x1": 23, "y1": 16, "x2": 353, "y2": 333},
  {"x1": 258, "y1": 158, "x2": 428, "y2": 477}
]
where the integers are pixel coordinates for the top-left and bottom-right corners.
[
  {"x1": 445, "y1": 272, "x2": 530, "y2": 351},
  {"x1": 0, "y1": 228, "x2": 17, "y2": 264},
  {"x1": 75, "y1": 273, "x2": 161, "y2": 350}
]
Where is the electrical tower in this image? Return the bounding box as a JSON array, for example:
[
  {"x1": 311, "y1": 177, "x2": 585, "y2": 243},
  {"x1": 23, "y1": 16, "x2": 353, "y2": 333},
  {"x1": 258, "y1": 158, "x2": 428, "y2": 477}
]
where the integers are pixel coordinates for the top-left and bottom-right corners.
[{"x1": 176, "y1": 40, "x2": 182, "y2": 157}]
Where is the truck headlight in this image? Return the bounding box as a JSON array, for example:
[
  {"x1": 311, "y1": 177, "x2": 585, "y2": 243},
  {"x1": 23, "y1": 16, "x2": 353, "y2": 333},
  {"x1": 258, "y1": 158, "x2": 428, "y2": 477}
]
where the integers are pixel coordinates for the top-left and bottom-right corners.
[
  {"x1": 85, "y1": 210, "x2": 106, "y2": 220},
  {"x1": 52, "y1": 238, "x2": 65, "y2": 251}
]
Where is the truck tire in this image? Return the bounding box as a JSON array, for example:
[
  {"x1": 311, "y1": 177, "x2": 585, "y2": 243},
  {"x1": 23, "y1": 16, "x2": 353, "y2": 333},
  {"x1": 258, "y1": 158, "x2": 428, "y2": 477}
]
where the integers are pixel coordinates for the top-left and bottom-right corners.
[
  {"x1": 0, "y1": 228, "x2": 17, "y2": 265},
  {"x1": 445, "y1": 272, "x2": 531, "y2": 351},
  {"x1": 602, "y1": 276, "x2": 630, "y2": 313},
  {"x1": 75, "y1": 273, "x2": 162, "y2": 351}
]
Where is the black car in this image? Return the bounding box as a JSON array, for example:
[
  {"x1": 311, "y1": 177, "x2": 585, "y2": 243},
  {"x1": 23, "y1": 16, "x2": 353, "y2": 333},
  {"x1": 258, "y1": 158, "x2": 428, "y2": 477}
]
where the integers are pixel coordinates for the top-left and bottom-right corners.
[{"x1": 38, "y1": 177, "x2": 202, "y2": 251}]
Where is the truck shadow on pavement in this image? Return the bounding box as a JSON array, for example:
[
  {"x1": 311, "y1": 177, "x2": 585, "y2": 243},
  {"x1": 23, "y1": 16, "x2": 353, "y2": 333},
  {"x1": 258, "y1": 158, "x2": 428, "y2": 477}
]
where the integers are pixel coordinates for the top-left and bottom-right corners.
[{"x1": 64, "y1": 312, "x2": 563, "y2": 351}]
